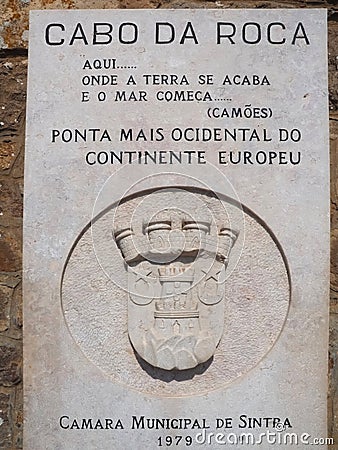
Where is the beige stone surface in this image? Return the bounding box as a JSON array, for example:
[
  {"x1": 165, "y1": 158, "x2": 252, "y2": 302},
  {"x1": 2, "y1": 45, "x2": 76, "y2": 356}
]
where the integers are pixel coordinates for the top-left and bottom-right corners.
[
  {"x1": 22, "y1": 8, "x2": 330, "y2": 449},
  {"x1": 0, "y1": 2, "x2": 336, "y2": 449}
]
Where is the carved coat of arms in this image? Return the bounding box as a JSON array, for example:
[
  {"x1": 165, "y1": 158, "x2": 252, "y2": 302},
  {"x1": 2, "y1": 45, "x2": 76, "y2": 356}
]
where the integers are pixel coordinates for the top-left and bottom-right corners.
[{"x1": 114, "y1": 210, "x2": 238, "y2": 371}]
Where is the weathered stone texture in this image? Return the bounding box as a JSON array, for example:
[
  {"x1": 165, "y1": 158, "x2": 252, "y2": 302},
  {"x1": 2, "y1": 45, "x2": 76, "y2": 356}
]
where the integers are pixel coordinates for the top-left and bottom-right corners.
[
  {"x1": 328, "y1": 17, "x2": 338, "y2": 113},
  {"x1": 0, "y1": 386, "x2": 22, "y2": 449},
  {"x1": 0, "y1": 2, "x2": 337, "y2": 449},
  {"x1": 12, "y1": 384, "x2": 22, "y2": 449},
  {"x1": 0, "y1": 342, "x2": 21, "y2": 387},
  {"x1": 329, "y1": 314, "x2": 338, "y2": 447},
  {"x1": 329, "y1": 117, "x2": 338, "y2": 447},
  {"x1": 0, "y1": 52, "x2": 24, "y2": 448},
  {"x1": 0, "y1": 390, "x2": 13, "y2": 449},
  {"x1": 0, "y1": 285, "x2": 12, "y2": 332},
  {"x1": 331, "y1": 127, "x2": 338, "y2": 298}
]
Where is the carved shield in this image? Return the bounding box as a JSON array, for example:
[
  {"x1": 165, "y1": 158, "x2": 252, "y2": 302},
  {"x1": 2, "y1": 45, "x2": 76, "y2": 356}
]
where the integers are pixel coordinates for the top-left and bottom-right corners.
[{"x1": 114, "y1": 210, "x2": 238, "y2": 371}]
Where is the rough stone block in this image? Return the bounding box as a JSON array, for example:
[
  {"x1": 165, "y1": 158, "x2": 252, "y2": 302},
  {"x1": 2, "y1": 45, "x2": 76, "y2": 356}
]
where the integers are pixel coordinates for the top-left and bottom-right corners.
[
  {"x1": 0, "y1": 143, "x2": 16, "y2": 173},
  {"x1": 0, "y1": 390, "x2": 12, "y2": 449},
  {"x1": 0, "y1": 342, "x2": 21, "y2": 387},
  {"x1": 0, "y1": 179, "x2": 23, "y2": 219},
  {"x1": 0, "y1": 285, "x2": 12, "y2": 332},
  {"x1": 0, "y1": 227, "x2": 21, "y2": 272}
]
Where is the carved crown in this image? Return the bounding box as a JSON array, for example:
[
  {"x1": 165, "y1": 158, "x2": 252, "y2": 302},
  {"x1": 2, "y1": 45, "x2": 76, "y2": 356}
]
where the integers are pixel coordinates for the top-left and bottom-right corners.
[{"x1": 113, "y1": 213, "x2": 238, "y2": 265}]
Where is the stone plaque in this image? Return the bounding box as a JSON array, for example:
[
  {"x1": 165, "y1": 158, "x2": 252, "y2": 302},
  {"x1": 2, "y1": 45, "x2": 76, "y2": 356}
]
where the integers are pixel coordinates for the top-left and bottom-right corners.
[{"x1": 24, "y1": 9, "x2": 329, "y2": 449}]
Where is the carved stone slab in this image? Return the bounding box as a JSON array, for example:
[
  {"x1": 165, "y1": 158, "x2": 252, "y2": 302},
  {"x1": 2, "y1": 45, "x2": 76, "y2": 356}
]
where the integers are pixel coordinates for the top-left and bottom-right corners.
[{"x1": 24, "y1": 9, "x2": 329, "y2": 450}]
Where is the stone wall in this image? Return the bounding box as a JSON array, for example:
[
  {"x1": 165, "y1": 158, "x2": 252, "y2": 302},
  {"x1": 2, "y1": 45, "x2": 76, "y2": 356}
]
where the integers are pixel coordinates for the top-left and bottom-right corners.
[{"x1": 0, "y1": 1, "x2": 337, "y2": 448}]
